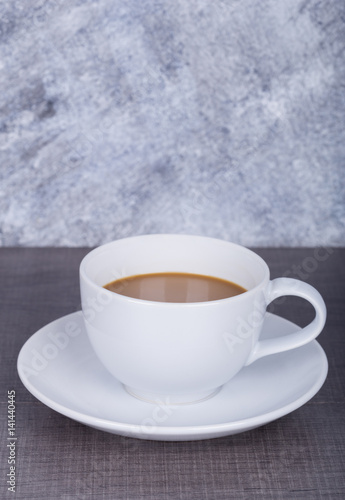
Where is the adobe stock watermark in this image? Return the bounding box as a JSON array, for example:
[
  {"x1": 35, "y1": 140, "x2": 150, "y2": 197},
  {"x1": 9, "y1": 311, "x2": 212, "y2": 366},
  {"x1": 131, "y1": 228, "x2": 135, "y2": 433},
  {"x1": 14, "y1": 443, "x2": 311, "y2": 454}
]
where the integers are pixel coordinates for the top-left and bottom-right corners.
[
  {"x1": 82, "y1": 264, "x2": 134, "y2": 323},
  {"x1": 6, "y1": 390, "x2": 17, "y2": 493},
  {"x1": 269, "y1": 245, "x2": 334, "y2": 312},
  {"x1": 223, "y1": 297, "x2": 265, "y2": 353},
  {"x1": 20, "y1": 318, "x2": 83, "y2": 379},
  {"x1": 282, "y1": 246, "x2": 333, "y2": 281},
  {"x1": 22, "y1": 265, "x2": 134, "y2": 379},
  {"x1": 222, "y1": 244, "x2": 334, "y2": 353},
  {"x1": 82, "y1": 288, "x2": 114, "y2": 324}
]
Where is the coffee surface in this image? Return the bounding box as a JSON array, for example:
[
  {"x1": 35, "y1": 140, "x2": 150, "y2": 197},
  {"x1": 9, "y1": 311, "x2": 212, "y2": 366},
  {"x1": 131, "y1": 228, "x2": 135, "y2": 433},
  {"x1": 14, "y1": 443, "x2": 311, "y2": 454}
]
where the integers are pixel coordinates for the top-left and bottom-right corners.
[{"x1": 104, "y1": 272, "x2": 246, "y2": 303}]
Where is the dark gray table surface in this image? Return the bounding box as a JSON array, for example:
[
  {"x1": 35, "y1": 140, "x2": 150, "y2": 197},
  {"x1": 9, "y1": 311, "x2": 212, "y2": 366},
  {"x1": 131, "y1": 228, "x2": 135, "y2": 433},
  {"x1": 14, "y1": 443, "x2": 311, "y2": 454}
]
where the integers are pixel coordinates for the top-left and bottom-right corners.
[{"x1": 0, "y1": 248, "x2": 344, "y2": 500}]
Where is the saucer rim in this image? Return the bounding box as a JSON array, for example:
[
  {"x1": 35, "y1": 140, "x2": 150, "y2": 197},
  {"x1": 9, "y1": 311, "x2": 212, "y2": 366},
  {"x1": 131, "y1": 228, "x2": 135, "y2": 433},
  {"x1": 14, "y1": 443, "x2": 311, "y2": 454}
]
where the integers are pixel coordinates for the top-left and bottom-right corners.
[{"x1": 17, "y1": 312, "x2": 328, "y2": 438}]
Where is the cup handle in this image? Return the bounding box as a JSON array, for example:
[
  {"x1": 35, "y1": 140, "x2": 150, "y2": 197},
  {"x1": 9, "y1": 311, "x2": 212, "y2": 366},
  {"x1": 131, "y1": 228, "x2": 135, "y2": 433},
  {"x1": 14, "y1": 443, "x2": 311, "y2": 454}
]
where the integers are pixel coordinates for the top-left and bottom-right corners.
[{"x1": 245, "y1": 277, "x2": 327, "y2": 366}]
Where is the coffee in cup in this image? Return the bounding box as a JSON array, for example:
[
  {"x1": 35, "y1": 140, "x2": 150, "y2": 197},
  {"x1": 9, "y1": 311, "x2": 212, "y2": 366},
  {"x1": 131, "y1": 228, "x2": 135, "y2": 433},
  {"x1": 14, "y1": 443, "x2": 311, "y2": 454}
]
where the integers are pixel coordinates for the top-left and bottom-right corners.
[{"x1": 104, "y1": 272, "x2": 247, "y2": 303}]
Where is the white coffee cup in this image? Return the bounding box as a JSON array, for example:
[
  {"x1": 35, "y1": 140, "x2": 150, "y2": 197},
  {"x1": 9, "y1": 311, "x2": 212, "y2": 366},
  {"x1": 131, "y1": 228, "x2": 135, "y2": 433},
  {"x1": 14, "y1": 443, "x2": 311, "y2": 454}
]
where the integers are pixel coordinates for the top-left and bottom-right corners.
[{"x1": 80, "y1": 234, "x2": 326, "y2": 405}]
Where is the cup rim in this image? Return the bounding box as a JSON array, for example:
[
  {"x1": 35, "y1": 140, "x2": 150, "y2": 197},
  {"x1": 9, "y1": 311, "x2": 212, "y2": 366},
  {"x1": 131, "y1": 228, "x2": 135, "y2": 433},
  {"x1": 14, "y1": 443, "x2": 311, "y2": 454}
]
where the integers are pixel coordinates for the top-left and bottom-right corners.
[{"x1": 80, "y1": 234, "x2": 270, "y2": 307}]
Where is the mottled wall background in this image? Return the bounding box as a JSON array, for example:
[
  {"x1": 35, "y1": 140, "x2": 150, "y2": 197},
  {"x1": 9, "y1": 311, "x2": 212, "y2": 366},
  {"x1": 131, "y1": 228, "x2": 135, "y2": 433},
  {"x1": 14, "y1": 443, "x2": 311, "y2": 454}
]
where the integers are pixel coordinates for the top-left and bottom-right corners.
[{"x1": 0, "y1": 0, "x2": 344, "y2": 247}]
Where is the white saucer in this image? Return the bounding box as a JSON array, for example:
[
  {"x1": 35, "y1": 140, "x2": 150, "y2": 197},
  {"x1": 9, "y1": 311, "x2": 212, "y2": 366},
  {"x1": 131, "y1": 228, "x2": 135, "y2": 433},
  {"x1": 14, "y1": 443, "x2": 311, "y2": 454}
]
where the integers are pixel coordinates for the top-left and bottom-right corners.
[{"x1": 17, "y1": 312, "x2": 328, "y2": 441}]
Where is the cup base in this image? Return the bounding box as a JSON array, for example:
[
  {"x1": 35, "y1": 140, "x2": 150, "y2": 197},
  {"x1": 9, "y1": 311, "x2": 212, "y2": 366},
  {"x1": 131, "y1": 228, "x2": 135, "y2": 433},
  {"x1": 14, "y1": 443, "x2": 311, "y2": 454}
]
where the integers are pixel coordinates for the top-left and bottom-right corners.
[{"x1": 123, "y1": 386, "x2": 222, "y2": 405}]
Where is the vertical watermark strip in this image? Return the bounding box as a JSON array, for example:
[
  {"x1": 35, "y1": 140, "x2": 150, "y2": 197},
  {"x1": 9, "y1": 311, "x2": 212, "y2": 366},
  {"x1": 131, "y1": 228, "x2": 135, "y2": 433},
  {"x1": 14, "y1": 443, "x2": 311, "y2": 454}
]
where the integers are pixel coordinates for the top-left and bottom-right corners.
[{"x1": 6, "y1": 390, "x2": 16, "y2": 493}]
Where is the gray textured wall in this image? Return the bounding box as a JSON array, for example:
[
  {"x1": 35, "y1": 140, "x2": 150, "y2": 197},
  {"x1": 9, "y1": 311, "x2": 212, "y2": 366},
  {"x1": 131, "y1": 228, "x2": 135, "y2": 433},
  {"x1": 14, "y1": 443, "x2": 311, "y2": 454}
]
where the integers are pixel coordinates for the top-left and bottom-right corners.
[{"x1": 1, "y1": 0, "x2": 344, "y2": 247}]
